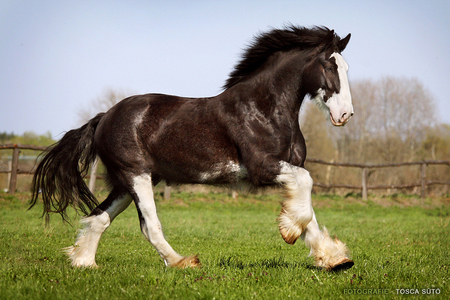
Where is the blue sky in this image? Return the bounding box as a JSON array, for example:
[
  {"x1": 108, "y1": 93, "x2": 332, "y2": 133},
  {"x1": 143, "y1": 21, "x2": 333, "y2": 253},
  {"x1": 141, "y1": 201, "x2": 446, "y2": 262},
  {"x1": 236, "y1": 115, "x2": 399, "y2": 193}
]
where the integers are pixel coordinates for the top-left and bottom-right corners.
[{"x1": 1, "y1": 0, "x2": 449, "y2": 138}]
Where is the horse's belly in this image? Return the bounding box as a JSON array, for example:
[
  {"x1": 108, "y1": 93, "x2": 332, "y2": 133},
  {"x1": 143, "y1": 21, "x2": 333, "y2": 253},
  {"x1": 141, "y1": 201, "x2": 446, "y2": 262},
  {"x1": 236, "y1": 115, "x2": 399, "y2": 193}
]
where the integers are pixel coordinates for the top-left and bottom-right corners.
[
  {"x1": 196, "y1": 161, "x2": 248, "y2": 183},
  {"x1": 153, "y1": 157, "x2": 247, "y2": 185}
]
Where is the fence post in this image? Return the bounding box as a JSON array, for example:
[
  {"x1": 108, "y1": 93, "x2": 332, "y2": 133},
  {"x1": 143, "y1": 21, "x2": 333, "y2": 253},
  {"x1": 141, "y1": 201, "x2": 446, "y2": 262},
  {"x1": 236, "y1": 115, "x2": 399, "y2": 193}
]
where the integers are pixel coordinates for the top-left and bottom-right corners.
[
  {"x1": 362, "y1": 167, "x2": 368, "y2": 200},
  {"x1": 421, "y1": 163, "x2": 427, "y2": 199},
  {"x1": 230, "y1": 182, "x2": 238, "y2": 199},
  {"x1": 8, "y1": 145, "x2": 20, "y2": 194},
  {"x1": 6, "y1": 160, "x2": 12, "y2": 192},
  {"x1": 164, "y1": 185, "x2": 171, "y2": 200},
  {"x1": 88, "y1": 157, "x2": 99, "y2": 193}
]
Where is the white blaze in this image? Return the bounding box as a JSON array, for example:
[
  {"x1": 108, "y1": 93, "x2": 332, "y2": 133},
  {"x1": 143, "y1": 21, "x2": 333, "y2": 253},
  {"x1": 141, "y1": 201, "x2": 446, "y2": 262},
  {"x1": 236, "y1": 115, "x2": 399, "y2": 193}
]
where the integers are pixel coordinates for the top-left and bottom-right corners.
[
  {"x1": 312, "y1": 52, "x2": 353, "y2": 126},
  {"x1": 327, "y1": 53, "x2": 353, "y2": 126}
]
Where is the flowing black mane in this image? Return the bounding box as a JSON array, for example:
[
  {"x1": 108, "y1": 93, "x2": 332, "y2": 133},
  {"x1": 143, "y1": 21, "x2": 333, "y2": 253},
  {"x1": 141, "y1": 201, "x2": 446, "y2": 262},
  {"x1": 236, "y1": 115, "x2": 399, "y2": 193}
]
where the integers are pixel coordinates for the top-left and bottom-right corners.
[{"x1": 224, "y1": 25, "x2": 341, "y2": 89}]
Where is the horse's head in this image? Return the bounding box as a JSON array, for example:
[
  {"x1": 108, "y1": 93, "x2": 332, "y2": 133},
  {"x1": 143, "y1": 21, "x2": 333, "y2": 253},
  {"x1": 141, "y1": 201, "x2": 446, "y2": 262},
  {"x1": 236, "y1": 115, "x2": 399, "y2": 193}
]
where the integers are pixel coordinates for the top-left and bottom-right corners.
[{"x1": 306, "y1": 32, "x2": 353, "y2": 126}]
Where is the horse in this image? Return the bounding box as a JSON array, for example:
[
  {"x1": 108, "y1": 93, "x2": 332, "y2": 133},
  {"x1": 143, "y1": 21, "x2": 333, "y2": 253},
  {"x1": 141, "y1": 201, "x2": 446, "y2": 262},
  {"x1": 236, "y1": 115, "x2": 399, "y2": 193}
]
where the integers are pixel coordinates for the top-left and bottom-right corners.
[{"x1": 30, "y1": 25, "x2": 354, "y2": 271}]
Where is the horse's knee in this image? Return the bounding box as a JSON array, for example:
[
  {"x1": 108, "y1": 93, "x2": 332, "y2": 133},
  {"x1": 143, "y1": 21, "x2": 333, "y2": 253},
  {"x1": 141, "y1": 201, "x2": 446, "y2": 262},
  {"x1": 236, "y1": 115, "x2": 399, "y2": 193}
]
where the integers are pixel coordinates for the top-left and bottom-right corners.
[
  {"x1": 276, "y1": 162, "x2": 313, "y2": 190},
  {"x1": 296, "y1": 167, "x2": 313, "y2": 190}
]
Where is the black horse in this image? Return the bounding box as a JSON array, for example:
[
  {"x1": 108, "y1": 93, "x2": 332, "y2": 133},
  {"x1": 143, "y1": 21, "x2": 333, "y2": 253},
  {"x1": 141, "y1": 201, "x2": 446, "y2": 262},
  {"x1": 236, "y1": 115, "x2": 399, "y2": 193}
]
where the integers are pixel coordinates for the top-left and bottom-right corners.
[{"x1": 31, "y1": 25, "x2": 354, "y2": 271}]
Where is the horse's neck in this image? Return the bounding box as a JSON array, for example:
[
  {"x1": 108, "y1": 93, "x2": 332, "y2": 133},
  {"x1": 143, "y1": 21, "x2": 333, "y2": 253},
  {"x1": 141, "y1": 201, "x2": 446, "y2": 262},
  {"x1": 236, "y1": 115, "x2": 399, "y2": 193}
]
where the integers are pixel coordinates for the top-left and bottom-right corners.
[
  {"x1": 223, "y1": 75, "x2": 306, "y2": 122},
  {"x1": 240, "y1": 51, "x2": 307, "y2": 115}
]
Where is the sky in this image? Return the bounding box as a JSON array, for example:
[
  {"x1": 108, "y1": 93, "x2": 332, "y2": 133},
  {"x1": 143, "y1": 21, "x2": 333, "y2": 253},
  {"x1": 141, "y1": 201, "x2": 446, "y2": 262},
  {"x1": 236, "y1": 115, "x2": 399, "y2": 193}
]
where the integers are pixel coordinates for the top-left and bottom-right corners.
[{"x1": 1, "y1": 0, "x2": 449, "y2": 139}]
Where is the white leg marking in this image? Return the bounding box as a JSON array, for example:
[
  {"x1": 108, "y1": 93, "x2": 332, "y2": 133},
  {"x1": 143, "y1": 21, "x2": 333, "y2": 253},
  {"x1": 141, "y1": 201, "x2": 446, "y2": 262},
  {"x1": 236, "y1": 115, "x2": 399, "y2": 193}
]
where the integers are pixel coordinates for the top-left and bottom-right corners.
[
  {"x1": 301, "y1": 214, "x2": 351, "y2": 270},
  {"x1": 65, "y1": 194, "x2": 132, "y2": 268},
  {"x1": 275, "y1": 161, "x2": 314, "y2": 244},
  {"x1": 275, "y1": 161, "x2": 351, "y2": 270},
  {"x1": 133, "y1": 174, "x2": 199, "y2": 267}
]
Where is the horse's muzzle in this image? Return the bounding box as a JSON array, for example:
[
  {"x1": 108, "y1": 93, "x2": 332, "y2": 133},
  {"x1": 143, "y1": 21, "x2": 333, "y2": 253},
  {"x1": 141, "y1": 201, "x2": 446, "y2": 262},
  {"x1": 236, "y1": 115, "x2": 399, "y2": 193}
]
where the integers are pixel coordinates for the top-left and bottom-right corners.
[{"x1": 330, "y1": 112, "x2": 353, "y2": 127}]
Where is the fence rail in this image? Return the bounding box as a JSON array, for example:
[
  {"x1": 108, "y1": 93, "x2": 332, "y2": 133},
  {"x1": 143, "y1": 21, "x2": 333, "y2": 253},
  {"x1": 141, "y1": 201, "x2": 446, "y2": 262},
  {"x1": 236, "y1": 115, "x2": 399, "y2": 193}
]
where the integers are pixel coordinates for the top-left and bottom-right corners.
[
  {"x1": 307, "y1": 158, "x2": 450, "y2": 199},
  {"x1": 0, "y1": 144, "x2": 47, "y2": 193},
  {"x1": 1, "y1": 144, "x2": 449, "y2": 199}
]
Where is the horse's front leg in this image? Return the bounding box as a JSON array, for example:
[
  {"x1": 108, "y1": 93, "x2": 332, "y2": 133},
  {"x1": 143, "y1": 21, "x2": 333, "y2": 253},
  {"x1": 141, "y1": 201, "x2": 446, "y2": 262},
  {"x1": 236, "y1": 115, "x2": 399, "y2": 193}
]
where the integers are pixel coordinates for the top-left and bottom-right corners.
[
  {"x1": 130, "y1": 173, "x2": 200, "y2": 268},
  {"x1": 275, "y1": 161, "x2": 353, "y2": 270}
]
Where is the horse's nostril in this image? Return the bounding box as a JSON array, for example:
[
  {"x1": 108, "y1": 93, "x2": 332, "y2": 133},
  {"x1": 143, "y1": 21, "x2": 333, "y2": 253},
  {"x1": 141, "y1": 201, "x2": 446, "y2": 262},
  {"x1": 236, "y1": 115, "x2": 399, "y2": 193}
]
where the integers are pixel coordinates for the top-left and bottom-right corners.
[{"x1": 341, "y1": 112, "x2": 353, "y2": 121}]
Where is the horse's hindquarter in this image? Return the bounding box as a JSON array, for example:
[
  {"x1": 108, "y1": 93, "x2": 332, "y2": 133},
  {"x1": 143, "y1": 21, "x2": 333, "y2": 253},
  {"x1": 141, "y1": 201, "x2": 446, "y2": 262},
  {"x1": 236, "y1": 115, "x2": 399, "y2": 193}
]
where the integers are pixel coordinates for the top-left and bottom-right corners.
[{"x1": 94, "y1": 95, "x2": 154, "y2": 176}]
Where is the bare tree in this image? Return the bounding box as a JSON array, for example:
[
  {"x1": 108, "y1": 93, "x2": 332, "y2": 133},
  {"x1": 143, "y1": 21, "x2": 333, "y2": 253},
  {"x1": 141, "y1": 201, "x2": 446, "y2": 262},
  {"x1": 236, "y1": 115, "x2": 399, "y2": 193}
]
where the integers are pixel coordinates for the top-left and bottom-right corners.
[
  {"x1": 299, "y1": 101, "x2": 339, "y2": 187},
  {"x1": 330, "y1": 77, "x2": 437, "y2": 163},
  {"x1": 421, "y1": 124, "x2": 450, "y2": 161},
  {"x1": 300, "y1": 77, "x2": 441, "y2": 192},
  {"x1": 78, "y1": 88, "x2": 132, "y2": 124},
  {"x1": 300, "y1": 101, "x2": 335, "y2": 160}
]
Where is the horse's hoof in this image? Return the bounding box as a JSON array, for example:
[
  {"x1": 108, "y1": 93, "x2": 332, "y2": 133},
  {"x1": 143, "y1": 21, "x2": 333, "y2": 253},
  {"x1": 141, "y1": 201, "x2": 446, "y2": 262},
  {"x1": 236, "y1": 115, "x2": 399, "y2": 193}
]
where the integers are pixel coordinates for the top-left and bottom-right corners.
[
  {"x1": 279, "y1": 226, "x2": 299, "y2": 245},
  {"x1": 173, "y1": 255, "x2": 201, "y2": 268},
  {"x1": 330, "y1": 257, "x2": 354, "y2": 271}
]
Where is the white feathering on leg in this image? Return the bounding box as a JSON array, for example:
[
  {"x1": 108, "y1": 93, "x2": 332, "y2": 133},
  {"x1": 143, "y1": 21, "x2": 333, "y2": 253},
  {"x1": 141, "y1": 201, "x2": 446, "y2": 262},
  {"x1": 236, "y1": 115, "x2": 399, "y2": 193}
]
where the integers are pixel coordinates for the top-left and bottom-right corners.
[
  {"x1": 305, "y1": 227, "x2": 351, "y2": 270},
  {"x1": 276, "y1": 162, "x2": 314, "y2": 244},
  {"x1": 64, "y1": 214, "x2": 110, "y2": 268}
]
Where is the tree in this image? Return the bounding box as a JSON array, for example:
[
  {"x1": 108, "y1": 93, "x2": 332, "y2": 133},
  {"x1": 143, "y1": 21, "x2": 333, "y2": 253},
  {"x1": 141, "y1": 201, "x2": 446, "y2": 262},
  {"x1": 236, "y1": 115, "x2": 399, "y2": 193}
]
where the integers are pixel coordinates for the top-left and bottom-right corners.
[
  {"x1": 300, "y1": 77, "x2": 444, "y2": 192},
  {"x1": 421, "y1": 124, "x2": 450, "y2": 161},
  {"x1": 78, "y1": 88, "x2": 133, "y2": 124},
  {"x1": 0, "y1": 132, "x2": 17, "y2": 144},
  {"x1": 331, "y1": 77, "x2": 437, "y2": 163},
  {"x1": 300, "y1": 101, "x2": 338, "y2": 187}
]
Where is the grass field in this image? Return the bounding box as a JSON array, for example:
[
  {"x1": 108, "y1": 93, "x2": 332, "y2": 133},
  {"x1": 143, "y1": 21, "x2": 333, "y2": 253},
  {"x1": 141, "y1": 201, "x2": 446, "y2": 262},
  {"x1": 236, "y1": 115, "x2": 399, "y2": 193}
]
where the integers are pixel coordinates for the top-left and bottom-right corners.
[{"x1": 0, "y1": 191, "x2": 449, "y2": 299}]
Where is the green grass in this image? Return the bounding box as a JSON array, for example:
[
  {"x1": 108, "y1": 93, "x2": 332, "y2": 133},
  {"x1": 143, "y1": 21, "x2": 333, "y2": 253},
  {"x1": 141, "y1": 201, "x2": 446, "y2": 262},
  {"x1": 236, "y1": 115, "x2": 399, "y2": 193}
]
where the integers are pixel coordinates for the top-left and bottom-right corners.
[{"x1": 0, "y1": 191, "x2": 449, "y2": 299}]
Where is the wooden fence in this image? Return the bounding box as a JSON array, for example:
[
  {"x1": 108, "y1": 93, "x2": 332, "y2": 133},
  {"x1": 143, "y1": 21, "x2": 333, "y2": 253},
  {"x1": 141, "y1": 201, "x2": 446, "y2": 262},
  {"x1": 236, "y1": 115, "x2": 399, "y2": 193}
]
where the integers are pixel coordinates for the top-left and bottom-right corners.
[
  {"x1": 306, "y1": 158, "x2": 450, "y2": 200},
  {"x1": 1, "y1": 144, "x2": 449, "y2": 199},
  {"x1": 0, "y1": 144, "x2": 47, "y2": 194}
]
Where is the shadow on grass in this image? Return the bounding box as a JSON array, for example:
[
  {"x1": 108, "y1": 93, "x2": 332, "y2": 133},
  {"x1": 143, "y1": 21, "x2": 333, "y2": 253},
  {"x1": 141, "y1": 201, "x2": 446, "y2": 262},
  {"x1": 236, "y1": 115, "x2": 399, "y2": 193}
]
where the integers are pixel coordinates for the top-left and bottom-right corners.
[
  {"x1": 218, "y1": 256, "x2": 314, "y2": 270},
  {"x1": 218, "y1": 255, "x2": 353, "y2": 273}
]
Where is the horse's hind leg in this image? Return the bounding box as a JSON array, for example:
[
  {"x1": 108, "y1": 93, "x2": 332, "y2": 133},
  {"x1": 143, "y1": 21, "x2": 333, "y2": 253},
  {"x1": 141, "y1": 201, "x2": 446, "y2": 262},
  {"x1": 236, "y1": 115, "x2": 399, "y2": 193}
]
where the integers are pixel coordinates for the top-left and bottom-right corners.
[
  {"x1": 65, "y1": 189, "x2": 132, "y2": 267},
  {"x1": 275, "y1": 161, "x2": 353, "y2": 271},
  {"x1": 130, "y1": 173, "x2": 200, "y2": 268}
]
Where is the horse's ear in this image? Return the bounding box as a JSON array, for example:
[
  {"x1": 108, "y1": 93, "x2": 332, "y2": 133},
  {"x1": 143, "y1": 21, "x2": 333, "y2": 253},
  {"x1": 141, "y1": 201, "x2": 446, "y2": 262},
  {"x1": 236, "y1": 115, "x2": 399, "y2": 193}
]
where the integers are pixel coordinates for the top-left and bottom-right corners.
[
  {"x1": 338, "y1": 33, "x2": 351, "y2": 52},
  {"x1": 327, "y1": 29, "x2": 335, "y2": 43}
]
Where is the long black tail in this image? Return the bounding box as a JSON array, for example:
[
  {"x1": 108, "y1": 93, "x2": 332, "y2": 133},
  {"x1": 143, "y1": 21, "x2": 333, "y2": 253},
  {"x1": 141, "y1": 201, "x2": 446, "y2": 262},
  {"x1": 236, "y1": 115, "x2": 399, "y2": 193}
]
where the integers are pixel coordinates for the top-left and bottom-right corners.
[{"x1": 30, "y1": 113, "x2": 105, "y2": 222}]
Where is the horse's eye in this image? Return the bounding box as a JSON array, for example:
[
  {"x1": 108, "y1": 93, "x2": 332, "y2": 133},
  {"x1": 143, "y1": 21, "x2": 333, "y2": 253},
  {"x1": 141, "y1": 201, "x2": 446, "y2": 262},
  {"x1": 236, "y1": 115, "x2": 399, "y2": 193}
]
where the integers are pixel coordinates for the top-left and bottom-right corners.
[{"x1": 325, "y1": 67, "x2": 332, "y2": 72}]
